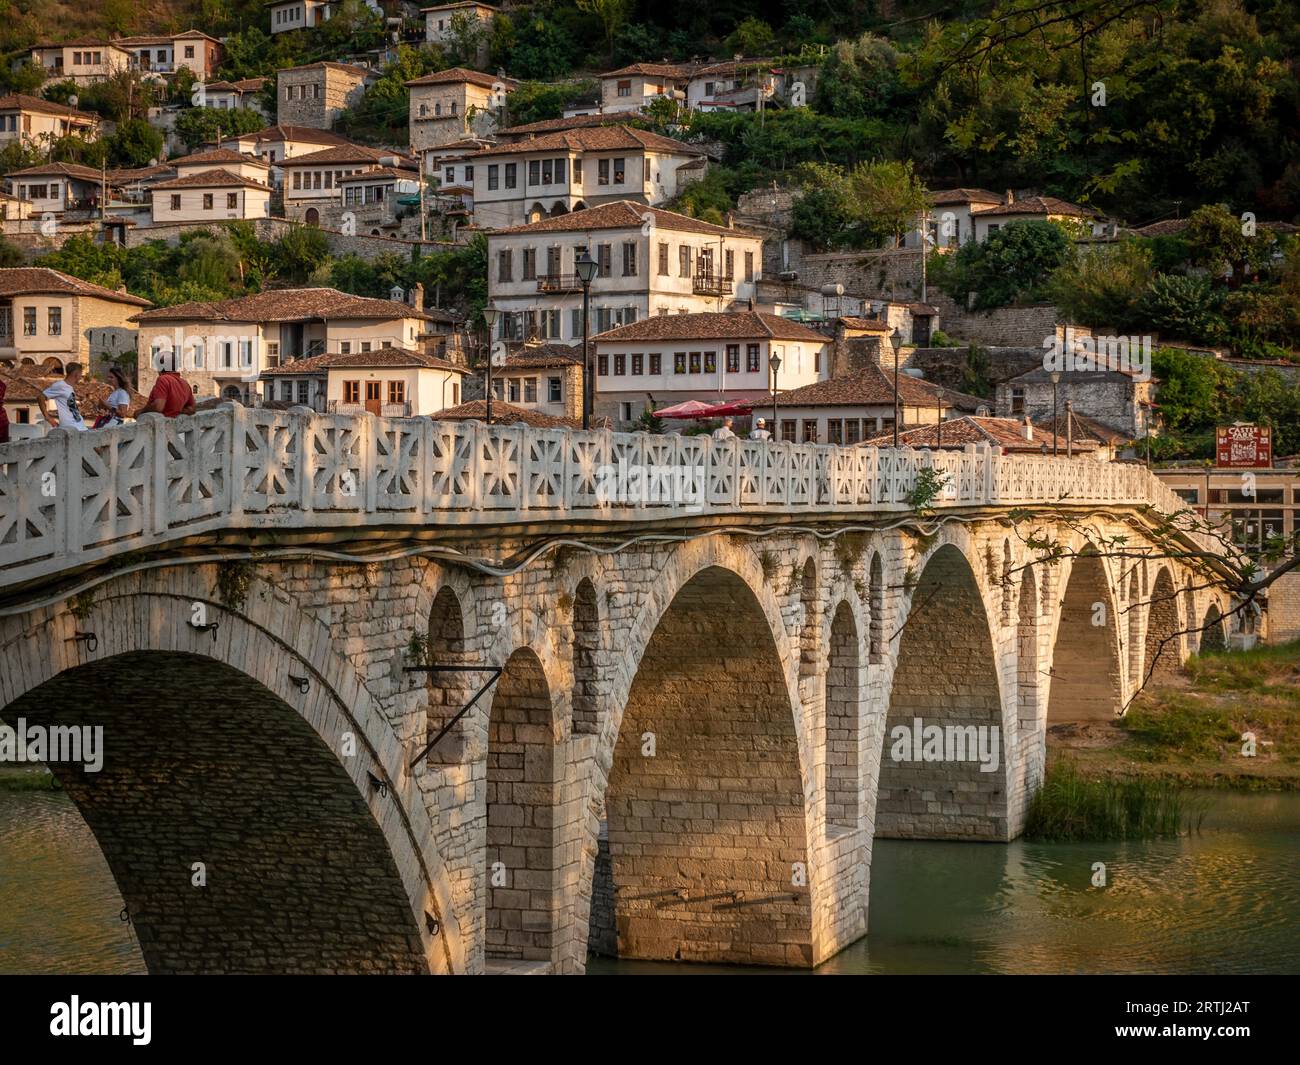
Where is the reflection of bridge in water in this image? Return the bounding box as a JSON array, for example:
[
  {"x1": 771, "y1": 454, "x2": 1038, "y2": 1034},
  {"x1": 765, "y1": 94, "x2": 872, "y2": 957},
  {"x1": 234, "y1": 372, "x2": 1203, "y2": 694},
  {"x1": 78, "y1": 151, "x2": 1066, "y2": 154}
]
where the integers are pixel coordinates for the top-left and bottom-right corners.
[{"x1": 0, "y1": 407, "x2": 1234, "y2": 973}]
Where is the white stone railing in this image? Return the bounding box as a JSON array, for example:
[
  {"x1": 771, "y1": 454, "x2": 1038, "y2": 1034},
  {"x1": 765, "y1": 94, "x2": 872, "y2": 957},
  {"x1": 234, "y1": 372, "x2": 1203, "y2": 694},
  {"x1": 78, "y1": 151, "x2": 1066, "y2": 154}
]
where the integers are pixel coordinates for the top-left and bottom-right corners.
[{"x1": 0, "y1": 404, "x2": 1202, "y2": 588}]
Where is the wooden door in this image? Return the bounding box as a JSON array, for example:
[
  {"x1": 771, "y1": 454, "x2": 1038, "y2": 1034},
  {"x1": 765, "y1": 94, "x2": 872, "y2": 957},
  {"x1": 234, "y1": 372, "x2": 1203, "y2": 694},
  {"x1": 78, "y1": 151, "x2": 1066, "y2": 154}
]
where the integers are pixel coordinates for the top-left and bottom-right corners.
[{"x1": 364, "y1": 381, "x2": 382, "y2": 416}]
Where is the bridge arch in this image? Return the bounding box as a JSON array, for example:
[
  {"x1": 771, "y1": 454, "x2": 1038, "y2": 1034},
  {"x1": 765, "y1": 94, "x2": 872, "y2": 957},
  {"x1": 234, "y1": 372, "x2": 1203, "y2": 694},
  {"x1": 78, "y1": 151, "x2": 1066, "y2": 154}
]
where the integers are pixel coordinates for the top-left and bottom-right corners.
[
  {"x1": 0, "y1": 569, "x2": 463, "y2": 974},
  {"x1": 1201, "y1": 603, "x2": 1227, "y2": 652},
  {"x1": 825, "y1": 600, "x2": 862, "y2": 832},
  {"x1": 1046, "y1": 548, "x2": 1123, "y2": 722},
  {"x1": 876, "y1": 540, "x2": 1009, "y2": 840},
  {"x1": 1144, "y1": 566, "x2": 1183, "y2": 680}
]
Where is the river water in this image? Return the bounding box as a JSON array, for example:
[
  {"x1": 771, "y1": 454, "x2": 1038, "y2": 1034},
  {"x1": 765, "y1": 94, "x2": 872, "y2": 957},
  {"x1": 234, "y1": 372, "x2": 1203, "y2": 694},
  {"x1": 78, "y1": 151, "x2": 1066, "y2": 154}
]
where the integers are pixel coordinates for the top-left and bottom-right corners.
[{"x1": 2, "y1": 787, "x2": 1298, "y2": 975}]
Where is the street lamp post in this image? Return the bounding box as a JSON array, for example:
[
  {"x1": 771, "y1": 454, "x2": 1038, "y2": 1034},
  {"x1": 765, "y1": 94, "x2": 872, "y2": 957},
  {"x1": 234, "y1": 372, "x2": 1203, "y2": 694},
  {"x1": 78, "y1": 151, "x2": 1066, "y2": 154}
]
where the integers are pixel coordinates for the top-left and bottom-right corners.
[
  {"x1": 575, "y1": 250, "x2": 598, "y2": 430},
  {"x1": 1065, "y1": 398, "x2": 1074, "y2": 459},
  {"x1": 890, "y1": 327, "x2": 904, "y2": 447},
  {"x1": 1049, "y1": 370, "x2": 1062, "y2": 458},
  {"x1": 769, "y1": 351, "x2": 782, "y2": 436},
  {"x1": 481, "y1": 304, "x2": 499, "y2": 425}
]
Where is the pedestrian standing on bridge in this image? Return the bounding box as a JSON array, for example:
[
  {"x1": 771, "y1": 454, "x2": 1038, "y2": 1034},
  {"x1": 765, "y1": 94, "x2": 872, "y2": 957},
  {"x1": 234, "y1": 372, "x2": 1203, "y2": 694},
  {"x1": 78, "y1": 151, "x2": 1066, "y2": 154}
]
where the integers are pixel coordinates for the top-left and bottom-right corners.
[
  {"x1": 748, "y1": 417, "x2": 771, "y2": 441},
  {"x1": 143, "y1": 351, "x2": 196, "y2": 419},
  {"x1": 712, "y1": 416, "x2": 736, "y2": 441},
  {"x1": 42, "y1": 363, "x2": 87, "y2": 432}
]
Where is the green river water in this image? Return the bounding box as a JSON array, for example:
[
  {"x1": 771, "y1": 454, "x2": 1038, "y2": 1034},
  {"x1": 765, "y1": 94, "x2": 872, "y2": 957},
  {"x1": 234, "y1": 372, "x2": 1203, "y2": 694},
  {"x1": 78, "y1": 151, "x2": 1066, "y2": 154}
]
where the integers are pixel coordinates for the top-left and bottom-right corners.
[{"x1": 2, "y1": 787, "x2": 1298, "y2": 974}]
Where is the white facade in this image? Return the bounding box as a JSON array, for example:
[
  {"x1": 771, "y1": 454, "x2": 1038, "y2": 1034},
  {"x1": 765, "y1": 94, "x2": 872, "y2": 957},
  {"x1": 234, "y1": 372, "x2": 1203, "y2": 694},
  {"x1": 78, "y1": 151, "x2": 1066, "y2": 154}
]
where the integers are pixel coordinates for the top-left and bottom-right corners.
[
  {"x1": 269, "y1": 0, "x2": 334, "y2": 33},
  {"x1": 423, "y1": 3, "x2": 497, "y2": 45},
  {"x1": 598, "y1": 66, "x2": 686, "y2": 114}
]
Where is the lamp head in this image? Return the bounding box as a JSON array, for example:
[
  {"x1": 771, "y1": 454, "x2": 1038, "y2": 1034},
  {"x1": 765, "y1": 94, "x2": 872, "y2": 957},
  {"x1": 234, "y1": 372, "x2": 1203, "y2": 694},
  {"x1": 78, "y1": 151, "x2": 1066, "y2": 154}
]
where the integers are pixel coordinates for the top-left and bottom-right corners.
[{"x1": 574, "y1": 250, "x2": 598, "y2": 284}]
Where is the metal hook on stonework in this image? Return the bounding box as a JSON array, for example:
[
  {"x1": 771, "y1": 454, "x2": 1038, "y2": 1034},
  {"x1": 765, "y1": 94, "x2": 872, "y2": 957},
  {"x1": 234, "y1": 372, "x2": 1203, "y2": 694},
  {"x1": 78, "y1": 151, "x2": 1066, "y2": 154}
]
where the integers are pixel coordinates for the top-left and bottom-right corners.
[
  {"x1": 191, "y1": 619, "x2": 220, "y2": 641},
  {"x1": 367, "y1": 770, "x2": 389, "y2": 799},
  {"x1": 119, "y1": 906, "x2": 130, "y2": 925},
  {"x1": 288, "y1": 673, "x2": 310, "y2": 694},
  {"x1": 66, "y1": 631, "x2": 97, "y2": 653},
  {"x1": 425, "y1": 912, "x2": 440, "y2": 937}
]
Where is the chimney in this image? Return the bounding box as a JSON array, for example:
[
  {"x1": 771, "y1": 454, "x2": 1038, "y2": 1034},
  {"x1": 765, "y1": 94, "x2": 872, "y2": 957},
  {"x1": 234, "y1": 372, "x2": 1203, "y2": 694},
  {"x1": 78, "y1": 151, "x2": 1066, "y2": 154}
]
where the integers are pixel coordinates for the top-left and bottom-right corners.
[
  {"x1": 1021, "y1": 414, "x2": 1033, "y2": 441},
  {"x1": 1005, "y1": 189, "x2": 1015, "y2": 205},
  {"x1": 410, "y1": 282, "x2": 424, "y2": 311},
  {"x1": 725, "y1": 211, "x2": 735, "y2": 229}
]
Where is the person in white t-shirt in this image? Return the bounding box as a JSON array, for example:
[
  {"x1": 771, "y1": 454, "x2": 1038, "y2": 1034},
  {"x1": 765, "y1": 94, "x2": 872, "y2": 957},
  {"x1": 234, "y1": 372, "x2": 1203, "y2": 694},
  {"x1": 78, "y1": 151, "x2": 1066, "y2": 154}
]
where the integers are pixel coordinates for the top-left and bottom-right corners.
[
  {"x1": 102, "y1": 366, "x2": 132, "y2": 426},
  {"x1": 42, "y1": 363, "x2": 87, "y2": 432},
  {"x1": 748, "y1": 417, "x2": 771, "y2": 441},
  {"x1": 712, "y1": 416, "x2": 736, "y2": 440}
]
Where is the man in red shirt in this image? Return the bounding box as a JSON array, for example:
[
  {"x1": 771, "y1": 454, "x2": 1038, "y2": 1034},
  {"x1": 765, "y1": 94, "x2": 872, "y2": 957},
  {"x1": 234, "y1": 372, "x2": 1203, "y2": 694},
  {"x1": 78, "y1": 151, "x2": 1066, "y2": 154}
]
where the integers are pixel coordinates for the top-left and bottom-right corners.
[{"x1": 144, "y1": 352, "x2": 196, "y2": 418}]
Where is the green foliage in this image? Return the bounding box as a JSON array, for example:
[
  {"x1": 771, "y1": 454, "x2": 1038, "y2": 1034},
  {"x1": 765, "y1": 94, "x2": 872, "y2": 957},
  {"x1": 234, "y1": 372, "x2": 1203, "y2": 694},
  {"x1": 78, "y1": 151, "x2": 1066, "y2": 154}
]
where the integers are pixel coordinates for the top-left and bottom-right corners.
[
  {"x1": 789, "y1": 159, "x2": 926, "y2": 249},
  {"x1": 1046, "y1": 239, "x2": 1153, "y2": 330},
  {"x1": 959, "y1": 344, "x2": 992, "y2": 397},
  {"x1": 105, "y1": 119, "x2": 165, "y2": 169},
  {"x1": 906, "y1": 466, "x2": 949, "y2": 512},
  {"x1": 815, "y1": 32, "x2": 901, "y2": 119},
  {"x1": 576, "y1": 0, "x2": 631, "y2": 60},
  {"x1": 1138, "y1": 274, "x2": 1227, "y2": 344},
  {"x1": 173, "y1": 107, "x2": 265, "y2": 152},
  {"x1": 504, "y1": 79, "x2": 599, "y2": 127},
  {"x1": 725, "y1": 17, "x2": 776, "y2": 57},
  {"x1": 1024, "y1": 759, "x2": 1202, "y2": 842},
  {"x1": 506, "y1": 15, "x2": 579, "y2": 80},
  {"x1": 337, "y1": 46, "x2": 443, "y2": 144},
  {"x1": 931, "y1": 220, "x2": 1073, "y2": 310},
  {"x1": 1149, "y1": 347, "x2": 1236, "y2": 434}
]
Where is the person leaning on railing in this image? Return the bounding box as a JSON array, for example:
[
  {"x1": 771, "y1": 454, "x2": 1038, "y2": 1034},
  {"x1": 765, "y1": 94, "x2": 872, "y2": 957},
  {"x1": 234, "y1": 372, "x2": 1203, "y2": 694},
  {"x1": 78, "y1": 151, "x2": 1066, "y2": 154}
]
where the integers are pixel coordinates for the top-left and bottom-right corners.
[{"x1": 143, "y1": 352, "x2": 196, "y2": 419}]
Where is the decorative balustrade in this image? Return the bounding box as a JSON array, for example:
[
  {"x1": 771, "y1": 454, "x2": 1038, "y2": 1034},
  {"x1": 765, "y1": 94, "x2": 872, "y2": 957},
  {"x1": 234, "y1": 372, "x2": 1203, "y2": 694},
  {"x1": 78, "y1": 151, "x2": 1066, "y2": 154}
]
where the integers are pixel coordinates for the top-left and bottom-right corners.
[{"x1": 0, "y1": 404, "x2": 1201, "y2": 587}]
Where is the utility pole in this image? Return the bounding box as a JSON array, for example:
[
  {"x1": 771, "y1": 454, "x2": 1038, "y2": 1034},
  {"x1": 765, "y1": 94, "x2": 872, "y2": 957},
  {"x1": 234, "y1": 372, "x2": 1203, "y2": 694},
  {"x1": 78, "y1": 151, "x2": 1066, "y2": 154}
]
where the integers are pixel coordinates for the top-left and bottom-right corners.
[
  {"x1": 920, "y1": 207, "x2": 929, "y2": 304},
  {"x1": 419, "y1": 149, "x2": 427, "y2": 242}
]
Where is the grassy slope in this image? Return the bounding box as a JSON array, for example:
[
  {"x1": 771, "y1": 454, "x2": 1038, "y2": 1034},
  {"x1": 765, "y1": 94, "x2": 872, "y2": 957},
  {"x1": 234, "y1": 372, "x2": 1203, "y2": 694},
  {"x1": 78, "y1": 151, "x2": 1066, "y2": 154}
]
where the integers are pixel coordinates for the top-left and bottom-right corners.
[
  {"x1": 20, "y1": 2, "x2": 210, "y2": 41},
  {"x1": 1050, "y1": 640, "x2": 1300, "y2": 790}
]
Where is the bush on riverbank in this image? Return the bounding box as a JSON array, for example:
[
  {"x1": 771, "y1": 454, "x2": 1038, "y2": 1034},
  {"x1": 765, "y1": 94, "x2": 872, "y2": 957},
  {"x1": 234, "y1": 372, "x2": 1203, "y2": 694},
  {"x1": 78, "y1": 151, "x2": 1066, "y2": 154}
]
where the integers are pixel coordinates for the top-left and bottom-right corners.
[{"x1": 1024, "y1": 759, "x2": 1204, "y2": 841}]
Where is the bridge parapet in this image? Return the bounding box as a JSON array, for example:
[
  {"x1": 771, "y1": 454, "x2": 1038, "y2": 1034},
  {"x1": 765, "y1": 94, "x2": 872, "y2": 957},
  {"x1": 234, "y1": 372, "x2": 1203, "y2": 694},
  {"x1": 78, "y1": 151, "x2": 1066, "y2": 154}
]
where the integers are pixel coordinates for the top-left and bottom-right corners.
[{"x1": 0, "y1": 404, "x2": 1198, "y2": 588}]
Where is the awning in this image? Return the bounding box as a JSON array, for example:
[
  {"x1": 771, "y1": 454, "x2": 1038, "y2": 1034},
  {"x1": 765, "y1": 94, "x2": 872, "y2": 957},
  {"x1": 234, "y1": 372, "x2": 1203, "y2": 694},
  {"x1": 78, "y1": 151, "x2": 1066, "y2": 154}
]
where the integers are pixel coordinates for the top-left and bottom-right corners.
[{"x1": 652, "y1": 398, "x2": 757, "y2": 419}]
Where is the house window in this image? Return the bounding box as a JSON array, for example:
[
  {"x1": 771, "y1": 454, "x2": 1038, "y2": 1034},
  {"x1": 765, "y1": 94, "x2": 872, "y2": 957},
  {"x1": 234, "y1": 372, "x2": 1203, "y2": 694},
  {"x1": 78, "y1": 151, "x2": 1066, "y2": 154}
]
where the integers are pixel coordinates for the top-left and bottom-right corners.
[
  {"x1": 1011, "y1": 387, "x2": 1025, "y2": 414},
  {"x1": 221, "y1": 341, "x2": 233, "y2": 368},
  {"x1": 22, "y1": 307, "x2": 35, "y2": 335},
  {"x1": 541, "y1": 309, "x2": 560, "y2": 338},
  {"x1": 746, "y1": 343, "x2": 760, "y2": 372},
  {"x1": 497, "y1": 248, "x2": 512, "y2": 282},
  {"x1": 845, "y1": 419, "x2": 862, "y2": 444},
  {"x1": 649, "y1": 353, "x2": 662, "y2": 375},
  {"x1": 0, "y1": 307, "x2": 10, "y2": 336},
  {"x1": 445, "y1": 167, "x2": 454, "y2": 184},
  {"x1": 597, "y1": 355, "x2": 609, "y2": 376},
  {"x1": 227, "y1": 193, "x2": 238, "y2": 209},
  {"x1": 598, "y1": 159, "x2": 609, "y2": 185},
  {"x1": 827, "y1": 419, "x2": 843, "y2": 444},
  {"x1": 340, "y1": 342, "x2": 352, "y2": 355},
  {"x1": 614, "y1": 354, "x2": 626, "y2": 375},
  {"x1": 203, "y1": 193, "x2": 213, "y2": 209},
  {"x1": 744, "y1": 251, "x2": 754, "y2": 280},
  {"x1": 528, "y1": 159, "x2": 540, "y2": 186},
  {"x1": 613, "y1": 157, "x2": 625, "y2": 184},
  {"x1": 781, "y1": 420, "x2": 796, "y2": 442},
  {"x1": 802, "y1": 420, "x2": 818, "y2": 442},
  {"x1": 726, "y1": 344, "x2": 739, "y2": 373},
  {"x1": 703, "y1": 351, "x2": 716, "y2": 373},
  {"x1": 487, "y1": 164, "x2": 499, "y2": 190},
  {"x1": 505, "y1": 163, "x2": 516, "y2": 188},
  {"x1": 689, "y1": 352, "x2": 701, "y2": 373},
  {"x1": 617, "y1": 80, "x2": 631, "y2": 97},
  {"x1": 524, "y1": 377, "x2": 537, "y2": 402},
  {"x1": 266, "y1": 342, "x2": 280, "y2": 367},
  {"x1": 622, "y1": 241, "x2": 636, "y2": 276},
  {"x1": 522, "y1": 247, "x2": 536, "y2": 280},
  {"x1": 658, "y1": 242, "x2": 669, "y2": 275},
  {"x1": 674, "y1": 352, "x2": 686, "y2": 374},
  {"x1": 596, "y1": 243, "x2": 611, "y2": 278},
  {"x1": 47, "y1": 307, "x2": 61, "y2": 335},
  {"x1": 678, "y1": 246, "x2": 690, "y2": 277},
  {"x1": 388, "y1": 380, "x2": 405, "y2": 405},
  {"x1": 548, "y1": 377, "x2": 561, "y2": 402},
  {"x1": 573, "y1": 158, "x2": 582, "y2": 184},
  {"x1": 184, "y1": 46, "x2": 195, "y2": 59},
  {"x1": 344, "y1": 380, "x2": 360, "y2": 404},
  {"x1": 631, "y1": 353, "x2": 643, "y2": 375},
  {"x1": 170, "y1": 194, "x2": 181, "y2": 210}
]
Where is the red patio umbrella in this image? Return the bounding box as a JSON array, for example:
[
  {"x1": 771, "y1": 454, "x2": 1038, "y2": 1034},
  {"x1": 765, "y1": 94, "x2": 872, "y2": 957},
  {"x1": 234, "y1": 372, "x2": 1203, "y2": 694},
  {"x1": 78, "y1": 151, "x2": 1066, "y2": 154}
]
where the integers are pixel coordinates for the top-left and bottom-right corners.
[{"x1": 652, "y1": 399, "x2": 716, "y2": 419}]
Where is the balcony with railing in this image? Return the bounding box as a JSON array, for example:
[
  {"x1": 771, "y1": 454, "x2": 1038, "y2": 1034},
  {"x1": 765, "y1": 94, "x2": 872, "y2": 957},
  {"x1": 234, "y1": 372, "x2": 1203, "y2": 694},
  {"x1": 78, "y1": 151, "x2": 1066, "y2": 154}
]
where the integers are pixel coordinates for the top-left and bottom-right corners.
[
  {"x1": 536, "y1": 273, "x2": 586, "y2": 294},
  {"x1": 692, "y1": 272, "x2": 734, "y2": 297}
]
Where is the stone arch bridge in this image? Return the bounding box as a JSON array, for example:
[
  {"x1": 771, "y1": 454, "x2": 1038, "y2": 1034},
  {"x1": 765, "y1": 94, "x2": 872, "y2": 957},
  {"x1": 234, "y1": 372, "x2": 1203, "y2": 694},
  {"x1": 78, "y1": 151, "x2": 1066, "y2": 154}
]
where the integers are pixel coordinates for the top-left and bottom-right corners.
[{"x1": 0, "y1": 407, "x2": 1236, "y2": 973}]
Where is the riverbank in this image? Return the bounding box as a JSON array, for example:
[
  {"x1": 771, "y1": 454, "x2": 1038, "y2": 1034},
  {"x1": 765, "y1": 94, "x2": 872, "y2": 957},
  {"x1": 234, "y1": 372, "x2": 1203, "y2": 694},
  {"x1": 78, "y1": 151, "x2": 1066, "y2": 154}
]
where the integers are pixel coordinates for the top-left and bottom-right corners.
[
  {"x1": 1050, "y1": 640, "x2": 1300, "y2": 790},
  {"x1": 0, "y1": 765, "x2": 60, "y2": 792}
]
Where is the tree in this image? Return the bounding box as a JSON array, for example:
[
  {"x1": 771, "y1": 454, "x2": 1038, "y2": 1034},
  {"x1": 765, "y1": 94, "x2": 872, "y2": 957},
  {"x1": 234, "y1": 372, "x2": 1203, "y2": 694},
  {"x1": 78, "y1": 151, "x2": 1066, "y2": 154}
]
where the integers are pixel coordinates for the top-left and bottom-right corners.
[
  {"x1": 103, "y1": 0, "x2": 133, "y2": 35},
  {"x1": 1047, "y1": 239, "x2": 1154, "y2": 329},
  {"x1": 931, "y1": 220, "x2": 1074, "y2": 310},
  {"x1": 848, "y1": 160, "x2": 927, "y2": 248},
  {"x1": 815, "y1": 33, "x2": 901, "y2": 119},
  {"x1": 1138, "y1": 274, "x2": 1227, "y2": 343},
  {"x1": 575, "y1": 0, "x2": 631, "y2": 61},
  {"x1": 106, "y1": 119, "x2": 165, "y2": 169},
  {"x1": 507, "y1": 16, "x2": 578, "y2": 81},
  {"x1": 445, "y1": 10, "x2": 489, "y2": 67},
  {"x1": 725, "y1": 18, "x2": 776, "y2": 57},
  {"x1": 173, "y1": 107, "x2": 266, "y2": 151}
]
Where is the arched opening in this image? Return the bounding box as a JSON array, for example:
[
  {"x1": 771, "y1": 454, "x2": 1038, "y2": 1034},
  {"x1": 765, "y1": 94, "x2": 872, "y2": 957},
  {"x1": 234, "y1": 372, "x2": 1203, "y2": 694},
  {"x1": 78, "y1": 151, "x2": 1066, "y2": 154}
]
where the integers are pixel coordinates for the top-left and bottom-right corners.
[
  {"x1": 222, "y1": 384, "x2": 243, "y2": 401},
  {"x1": 40, "y1": 356, "x2": 64, "y2": 373},
  {"x1": 1001, "y1": 539, "x2": 1013, "y2": 623},
  {"x1": 527, "y1": 202, "x2": 546, "y2": 223},
  {"x1": 1201, "y1": 604, "x2": 1227, "y2": 652},
  {"x1": 304, "y1": 207, "x2": 319, "y2": 225},
  {"x1": 877, "y1": 545, "x2": 1007, "y2": 840},
  {"x1": 1016, "y1": 569, "x2": 1041, "y2": 792},
  {"x1": 485, "y1": 647, "x2": 558, "y2": 963},
  {"x1": 549, "y1": 201, "x2": 569, "y2": 217},
  {"x1": 0, "y1": 652, "x2": 428, "y2": 974},
  {"x1": 867, "y1": 552, "x2": 883, "y2": 662},
  {"x1": 1047, "y1": 550, "x2": 1122, "y2": 722},
  {"x1": 825, "y1": 601, "x2": 860, "y2": 832},
  {"x1": 1144, "y1": 567, "x2": 1182, "y2": 681},
  {"x1": 1126, "y1": 569, "x2": 1142, "y2": 691},
  {"x1": 1183, "y1": 578, "x2": 1197, "y2": 654},
  {"x1": 571, "y1": 578, "x2": 600, "y2": 735},
  {"x1": 424, "y1": 584, "x2": 470, "y2": 760},
  {"x1": 799, "y1": 557, "x2": 818, "y2": 675},
  {"x1": 572, "y1": 200, "x2": 587, "y2": 212},
  {"x1": 601, "y1": 566, "x2": 811, "y2": 966}
]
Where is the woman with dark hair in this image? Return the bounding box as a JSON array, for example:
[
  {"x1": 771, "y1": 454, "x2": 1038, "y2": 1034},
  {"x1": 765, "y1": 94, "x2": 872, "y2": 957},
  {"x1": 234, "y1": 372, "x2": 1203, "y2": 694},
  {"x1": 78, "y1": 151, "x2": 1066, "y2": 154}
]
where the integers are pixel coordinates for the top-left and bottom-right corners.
[{"x1": 103, "y1": 366, "x2": 132, "y2": 426}]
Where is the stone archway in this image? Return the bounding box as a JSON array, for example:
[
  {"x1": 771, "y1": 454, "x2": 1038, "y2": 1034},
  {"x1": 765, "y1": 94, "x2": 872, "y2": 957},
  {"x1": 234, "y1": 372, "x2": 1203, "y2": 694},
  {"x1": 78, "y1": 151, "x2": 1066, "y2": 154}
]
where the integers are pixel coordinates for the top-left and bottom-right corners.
[
  {"x1": 599, "y1": 565, "x2": 812, "y2": 967},
  {"x1": 1201, "y1": 603, "x2": 1227, "y2": 652},
  {"x1": 484, "y1": 646, "x2": 560, "y2": 963},
  {"x1": 304, "y1": 207, "x2": 319, "y2": 225},
  {"x1": 571, "y1": 578, "x2": 601, "y2": 735},
  {"x1": 1047, "y1": 550, "x2": 1123, "y2": 722},
  {"x1": 1144, "y1": 567, "x2": 1182, "y2": 680},
  {"x1": 877, "y1": 543, "x2": 1008, "y2": 840},
  {"x1": 2, "y1": 652, "x2": 430, "y2": 974},
  {"x1": 825, "y1": 601, "x2": 860, "y2": 833}
]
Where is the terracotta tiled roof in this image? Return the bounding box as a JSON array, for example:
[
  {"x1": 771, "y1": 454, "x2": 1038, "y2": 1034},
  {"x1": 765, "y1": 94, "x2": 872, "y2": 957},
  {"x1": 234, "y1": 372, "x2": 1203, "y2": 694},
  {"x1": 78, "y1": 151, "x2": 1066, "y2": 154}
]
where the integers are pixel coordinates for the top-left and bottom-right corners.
[
  {"x1": 260, "y1": 346, "x2": 467, "y2": 376},
  {"x1": 599, "y1": 62, "x2": 692, "y2": 80},
  {"x1": 470, "y1": 124, "x2": 702, "y2": 158},
  {"x1": 151, "y1": 168, "x2": 272, "y2": 191},
  {"x1": 0, "y1": 94, "x2": 97, "y2": 120},
  {"x1": 978, "y1": 196, "x2": 1097, "y2": 219},
  {"x1": 0, "y1": 267, "x2": 151, "y2": 306},
  {"x1": 204, "y1": 78, "x2": 267, "y2": 93},
  {"x1": 1008, "y1": 364, "x2": 1143, "y2": 383},
  {"x1": 494, "y1": 200, "x2": 754, "y2": 237},
  {"x1": 1032, "y1": 409, "x2": 1128, "y2": 444},
  {"x1": 282, "y1": 61, "x2": 376, "y2": 77},
  {"x1": 861, "y1": 415, "x2": 1082, "y2": 452},
  {"x1": 419, "y1": 1, "x2": 500, "y2": 11},
  {"x1": 496, "y1": 112, "x2": 641, "y2": 137},
  {"x1": 594, "y1": 311, "x2": 827, "y2": 344},
  {"x1": 337, "y1": 167, "x2": 416, "y2": 183},
  {"x1": 4, "y1": 161, "x2": 103, "y2": 182},
  {"x1": 170, "y1": 147, "x2": 267, "y2": 169},
  {"x1": 432, "y1": 399, "x2": 588, "y2": 429},
  {"x1": 133, "y1": 287, "x2": 430, "y2": 323},
  {"x1": 278, "y1": 143, "x2": 416, "y2": 168},
  {"x1": 927, "y1": 188, "x2": 1003, "y2": 206},
  {"x1": 837, "y1": 316, "x2": 891, "y2": 333},
  {"x1": 404, "y1": 66, "x2": 517, "y2": 90},
  {"x1": 688, "y1": 57, "x2": 775, "y2": 79},
  {"x1": 501, "y1": 343, "x2": 582, "y2": 369},
  {"x1": 173, "y1": 29, "x2": 222, "y2": 41},
  {"x1": 107, "y1": 164, "x2": 176, "y2": 183},
  {"x1": 227, "y1": 125, "x2": 350, "y2": 146},
  {"x1": 32, "y1": 37, "x2": 130, "y2": 50},
  {"x1": 113, "y1": 35, "x2": 174, "y2": 46},
  {"x1": 780, "y1": 363, "x2": 982, "y2": 410}
]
